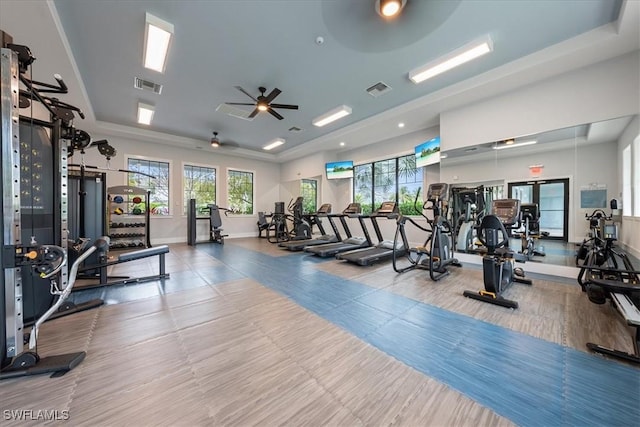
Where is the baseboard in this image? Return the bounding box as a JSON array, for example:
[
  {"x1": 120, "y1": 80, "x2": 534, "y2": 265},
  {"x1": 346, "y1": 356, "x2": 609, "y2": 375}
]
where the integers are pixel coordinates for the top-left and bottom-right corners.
[{"x1": 152, "y1": 232, "x2": 259, "y2": 246}]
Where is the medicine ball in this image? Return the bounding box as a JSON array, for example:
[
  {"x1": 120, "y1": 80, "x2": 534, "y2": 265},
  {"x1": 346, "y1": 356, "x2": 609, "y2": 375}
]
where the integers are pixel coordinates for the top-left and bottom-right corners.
[
  {"x1": 114, "y1": 207, "x2": 124, "y2": 215},
  {"x1": 132, "y1": 207, "x2": 142, "y2": 215},
  {"x1": 132, "y1": 196, "x2": 142, "y2": 204},
  {"x1": 113, "y1": 195, "x2": 124, "y2": 203}
]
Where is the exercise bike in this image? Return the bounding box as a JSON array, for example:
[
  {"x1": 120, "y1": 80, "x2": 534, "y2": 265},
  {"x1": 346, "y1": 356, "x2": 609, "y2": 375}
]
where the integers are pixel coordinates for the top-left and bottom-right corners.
[
  {"x1": 577, "y1": 224, "x2": 640, "y2": 364},
  {"x1": 393, "y1": 183, "x2": 461, "y2": 281},
  {"x1": 517, "y1": 203, "x2": 548, "y2": 260},
  {"x1": 463, "y1": 199, "x2": 532, "y2": 309}
]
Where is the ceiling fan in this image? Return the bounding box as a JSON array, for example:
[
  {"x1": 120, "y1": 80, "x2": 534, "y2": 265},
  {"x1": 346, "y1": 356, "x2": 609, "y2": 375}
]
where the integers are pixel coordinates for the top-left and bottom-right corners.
[
  {"x1": 225, "y1": 86, "x2": 298, "y2": 120},
  {"x1": 210, "y1": 131, "x2": 239, "y2": 149}
]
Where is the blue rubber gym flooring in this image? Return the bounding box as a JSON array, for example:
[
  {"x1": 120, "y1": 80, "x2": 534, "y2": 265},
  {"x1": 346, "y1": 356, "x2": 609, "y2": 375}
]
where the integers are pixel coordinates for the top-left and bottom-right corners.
[{"x1": 196, "y1": 243, "x2": 639, "y2": 427}]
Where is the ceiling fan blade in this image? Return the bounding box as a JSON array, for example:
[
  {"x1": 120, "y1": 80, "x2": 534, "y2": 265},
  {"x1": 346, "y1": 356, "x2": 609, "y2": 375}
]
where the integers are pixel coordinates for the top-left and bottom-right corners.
[
  {"x1": 248, "y1": 108, "x2": 260, "y2": 118},
  {"x1": 268, "y1": 108, "x2": 284, "y2": 120},
  {"x1": 225, "y1": 102, "x2": 256, "y2": 106},
  {"x1": 265, "y1": 88, "x2": 282, "y2": 103},
  {"x1": 234, "y1": 86, "x2": 257, "y2": 102},
  {"x1": 270, "y1": 103, "x2": 299, "y2": 110}
]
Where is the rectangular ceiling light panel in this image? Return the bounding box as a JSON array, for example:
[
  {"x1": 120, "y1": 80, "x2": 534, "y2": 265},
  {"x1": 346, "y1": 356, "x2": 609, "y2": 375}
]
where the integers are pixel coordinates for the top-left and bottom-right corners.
[
  {"x1": 492, "y1": 140, "x2": 537, "y2": 150},
  {"x1": 312, "y1": 105, "x2": 352, "y2": 127},
  {"x1": 409, "y1": 35, "x2": 493, "y2": 84},
  {"x1": 137, "y1": 102, "x2": 155, "y2": 125},
  {"x1": 144, "y1": 13, "x2": 174, "y2": 73},
  {"x1": 263, "y1": 138, "x2": 285, "y2": 151}
]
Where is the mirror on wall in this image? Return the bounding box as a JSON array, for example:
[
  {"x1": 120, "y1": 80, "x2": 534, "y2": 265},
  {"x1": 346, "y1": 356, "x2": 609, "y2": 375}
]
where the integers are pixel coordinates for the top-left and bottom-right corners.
[{"x1": 439, "y1": 115, "x2": 636, "y2": 268}]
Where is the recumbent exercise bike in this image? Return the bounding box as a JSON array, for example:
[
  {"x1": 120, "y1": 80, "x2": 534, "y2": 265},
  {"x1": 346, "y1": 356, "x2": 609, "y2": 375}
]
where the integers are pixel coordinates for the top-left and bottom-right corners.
[{"x1": 463, "y1": 198, "x2": 532, "y2": 309}]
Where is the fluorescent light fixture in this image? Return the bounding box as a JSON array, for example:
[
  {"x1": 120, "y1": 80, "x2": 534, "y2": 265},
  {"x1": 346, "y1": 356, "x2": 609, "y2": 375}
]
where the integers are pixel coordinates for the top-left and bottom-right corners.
[
  {"x1": 492, "y1": 140, "x2": 537, "y2": 150},
  {"x1": 409, "y1": 35, "x2": 493, "y2": 84},
  {"x1": 312, "y1": 105, "x2": 352, "y2": 127},
  {"x1": 263, "y1": 138, "x2": 285, "y2": 151},
  {"x1": 144, "y1": 13, "x2": 174, "y2": 73},
  {"x1": 137, "y1": 102, "x2": 155, "y2": 125}
]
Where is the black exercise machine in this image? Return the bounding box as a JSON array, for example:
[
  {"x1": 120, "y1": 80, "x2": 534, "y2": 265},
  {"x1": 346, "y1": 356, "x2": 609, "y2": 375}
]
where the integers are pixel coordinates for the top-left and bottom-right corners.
[
  {"x1": 463, "y1": 199, "x2": 532, "y2": 309},
  {"x1": 187, "y1": 199, "x2": 230, "y2": 245},
  {"x1": 278, "y1": 203, "x2": 333, "y2": 251},
  {"x1": 267, "y1": 202, "x2": 290, "y2": 243},
  {"x1": 516, "y1": 203, "x2": 548, "y2": 260},
  {"x1": 336, "y1": 201, "x2": 403, "y2": 266},
  {"x1": 577, "y1": 223, "x2": 640, "y2": 364},
  {"x1": 304, "y1": 203, "x2": 368, "y2": 257},
  {"x1": 452, "y1": 186, "x2": 485, "y2": 253},
  {"x1": 576, "y1": 209, "x2": 612, "y2": 267},
  {"x1": 393, "y1": 183, "x2": 461, "y2": 280}
]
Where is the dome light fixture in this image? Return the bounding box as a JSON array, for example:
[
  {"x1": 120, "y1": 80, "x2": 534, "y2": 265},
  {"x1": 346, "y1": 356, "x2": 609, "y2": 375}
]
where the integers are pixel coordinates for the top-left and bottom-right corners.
[{"x1": 376, "y1": 0, "x2": 407, "y2": 18}]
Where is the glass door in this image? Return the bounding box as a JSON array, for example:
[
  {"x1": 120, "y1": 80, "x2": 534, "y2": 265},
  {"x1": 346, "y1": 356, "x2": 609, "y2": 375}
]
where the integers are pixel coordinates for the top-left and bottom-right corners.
[{"x1": 509, "y1": 178, "x2": 569, "y2": 241}]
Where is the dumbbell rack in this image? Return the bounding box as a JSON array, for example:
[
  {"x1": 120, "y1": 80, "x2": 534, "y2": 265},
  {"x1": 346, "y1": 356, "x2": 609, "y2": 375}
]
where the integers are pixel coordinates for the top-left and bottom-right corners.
[{"x1": 107, "y1": 185, "x2": 151, "y2": 250}]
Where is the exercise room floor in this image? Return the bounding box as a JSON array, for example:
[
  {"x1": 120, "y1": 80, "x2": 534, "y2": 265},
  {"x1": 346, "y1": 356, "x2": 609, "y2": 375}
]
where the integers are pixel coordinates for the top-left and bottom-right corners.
[{"x1": 1, "y1": 238, "x2": 638, "y2": 426}]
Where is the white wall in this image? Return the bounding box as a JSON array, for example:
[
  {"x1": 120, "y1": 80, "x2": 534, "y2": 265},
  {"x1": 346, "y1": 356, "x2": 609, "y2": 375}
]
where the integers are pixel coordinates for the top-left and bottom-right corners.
[
  {"x1": 617, "y1": 115, "x2": 640, "y2": 259},
  {"x1": 440, "y1": 51, "x2": 640, "y2": 151},
  {"x1": 79, "y1": 134, "x2": 281, "y2": 244}
]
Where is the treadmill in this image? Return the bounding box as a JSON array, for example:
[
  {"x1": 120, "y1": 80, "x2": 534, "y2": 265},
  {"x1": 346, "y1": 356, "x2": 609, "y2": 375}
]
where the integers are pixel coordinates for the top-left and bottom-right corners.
[
  {"x1": 304, "y1": 203, "x2": 369, "y2": 257},
  {"x1": 279, "y1": 203, "x2": 334, "y2": 251},
  {"x1": 336, "y1": 201, "x2": 402, "y2": 266}
]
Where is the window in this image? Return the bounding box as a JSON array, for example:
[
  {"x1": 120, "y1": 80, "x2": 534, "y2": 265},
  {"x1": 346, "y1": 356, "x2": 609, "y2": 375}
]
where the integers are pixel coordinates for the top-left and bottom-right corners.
[
  {"x1": 227, "y1": 169, "x2": 254, "y2": 214},
  {"x1": 128, "y1": 157, "x2": 170, "y2": 215},
  {"x1": 353, "y1": 154, "x2": 423, "y2": 215},
  {"x1": 183, "y1": 164, "x2": 216, "y2": 215},
  {"x1": 397, "y1": 154, "x2": 423, "y2": 214},
  {"x1": 354, "y1": 163, "x2": 373, "y2": 214},
  {"x1": 622, "y1": 145, "x2": 631, "y2": 217},
  {"x1": 300, "y1": 179, "x2": 317, "y2": 213}
]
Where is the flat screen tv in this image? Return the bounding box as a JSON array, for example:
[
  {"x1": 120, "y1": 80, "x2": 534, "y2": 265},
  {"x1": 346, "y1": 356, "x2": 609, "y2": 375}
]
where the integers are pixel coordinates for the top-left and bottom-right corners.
[
  {"x1": 415, "y1": 136, "x2": 441, "y2": 168},
  {"x1": 326, "y1": 161, "x2": 354, "y2": 180}
]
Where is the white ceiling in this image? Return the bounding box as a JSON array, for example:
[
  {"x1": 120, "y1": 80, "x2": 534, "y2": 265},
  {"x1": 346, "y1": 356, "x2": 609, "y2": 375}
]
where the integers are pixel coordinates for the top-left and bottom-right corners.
[{"x1": 1, "y1": 0, "x2": 638, "y2": 162}]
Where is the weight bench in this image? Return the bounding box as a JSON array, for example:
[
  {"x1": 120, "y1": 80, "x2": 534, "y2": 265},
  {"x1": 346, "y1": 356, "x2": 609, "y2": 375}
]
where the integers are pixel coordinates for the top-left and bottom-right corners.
[
  {"x1": 585, "y1": 276, "x2": 640, "y2": 365},
  {"x1": 76, "y1": 245, "x2": 170, "y2": 290}
]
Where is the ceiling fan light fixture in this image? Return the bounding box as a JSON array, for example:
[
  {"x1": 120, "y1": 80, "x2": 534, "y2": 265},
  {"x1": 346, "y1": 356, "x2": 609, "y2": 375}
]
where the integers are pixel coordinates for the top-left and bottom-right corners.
[
  {"x1": 211, "y1": 131, "x2": 220, "y2": 148},
  {"x1": 376, "y1": 0, "x2": 406, "y2": 18},
  {"x1": 409, "y1": 34, "x2": 493, "y2": 84},
  {"x1": 312, "y1": 105, "x2": 352, "y2": 127},
  {"x1": 257, "y1": 102, "x2": 268, "y2": 111},
  {"x1": 263, "y1": 138, "x2": 285, "y2": 151},
  {"x1": 143, "y1": 13, "x2": 174, "y2": 73},
  {"x1": 137, "y1": 102, "x2": 155, "y2": 125}
]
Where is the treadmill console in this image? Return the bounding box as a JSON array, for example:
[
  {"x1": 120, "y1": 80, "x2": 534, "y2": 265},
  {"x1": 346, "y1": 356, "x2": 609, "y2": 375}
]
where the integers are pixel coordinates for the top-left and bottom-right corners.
[
  {"x1": 376, "y1": 201, "x2": 398, "y2": 214},
  {"x1": 317, "y1": 203, "x2": 332, "y2": 214},
  {"x1": 343, "y1": 203, "x2": 362, "y2": 214}
]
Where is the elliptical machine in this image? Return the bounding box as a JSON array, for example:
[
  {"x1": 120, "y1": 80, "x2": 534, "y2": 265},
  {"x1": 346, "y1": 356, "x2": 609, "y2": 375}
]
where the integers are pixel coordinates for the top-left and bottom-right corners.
[
  {"x1": 453, "y1": 186, "x2": 485, "y2": 253},
  {"x1": 463, "y1": 199, "x2": 532, "y2": 309},
  {"x1": 576, "y1": 209, "x2": 612, "y2": 266},
  {"x1": 287, "y1": 196, "x2": 312, "y2": 241},
  {"x1": 393, "y1": 183, "x2": 461, "y2": 281}
]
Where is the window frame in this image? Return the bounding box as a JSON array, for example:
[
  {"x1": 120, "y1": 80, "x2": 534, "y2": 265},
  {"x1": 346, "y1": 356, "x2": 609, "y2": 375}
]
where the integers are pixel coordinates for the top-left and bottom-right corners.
[
  {"x1": 226, "y1": 167, "x2": 256, "y2": 216},
  {"x1": 126, "y1": 154, "x2": 172, "y2": 217},
  {"x1": 300, "y1": 179, "x2": 318, "y2": 214}
]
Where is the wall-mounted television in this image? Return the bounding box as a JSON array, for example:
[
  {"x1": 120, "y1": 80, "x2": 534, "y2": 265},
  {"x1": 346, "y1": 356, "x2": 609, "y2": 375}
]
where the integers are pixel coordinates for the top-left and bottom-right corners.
[
  {"x1": 326, "y1": 161, "x2": 354, "y2": 180},
  {"x1": 415, "y1": 136, "x2": 441, "y2": 168}
]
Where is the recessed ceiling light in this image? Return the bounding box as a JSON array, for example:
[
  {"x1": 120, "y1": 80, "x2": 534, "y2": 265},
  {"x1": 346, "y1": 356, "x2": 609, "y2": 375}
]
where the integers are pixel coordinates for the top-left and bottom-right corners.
[
  {"x1": 376, "y1": 0, "x2": 406, "y2": 18},
  {"x1": 339, "y1": 142, "x2": 345, "y2": 147},
  {"x1": 263, "y1": 138, "x2": 285, "y2": 151},
  {"x1": 312, "y1": 105, "x2": 352, "y2": 127},
  {"x1": 398, "y1": 122, "x2": 405, "y2": 128},
  {"x1": 143, "y1": 13, "x2": 174, "y2": 73},
  {"x1": 409, "y1": 35, "x2": 493, "y2": 84},
  {"x1": 137, "y1": 102, "x2": 155, "y2": 125}
]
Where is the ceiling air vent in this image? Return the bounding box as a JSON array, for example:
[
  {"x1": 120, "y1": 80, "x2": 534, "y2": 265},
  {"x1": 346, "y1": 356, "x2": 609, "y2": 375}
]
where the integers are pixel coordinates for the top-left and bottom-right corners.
[
  {"x1": 366, "y1": 81, "x2": 391, "y2": 97},
  {"x1": 134, "y1": 77, "x2": 163, "y2": 94},
  {"x1": 288, "y1": 126, "x2": 303, "y2": 132},
  {"x1": 215, "y1": 103, "x2": 255, "y2": 121}
]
